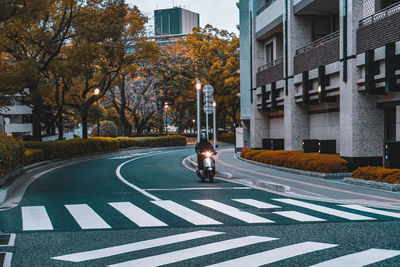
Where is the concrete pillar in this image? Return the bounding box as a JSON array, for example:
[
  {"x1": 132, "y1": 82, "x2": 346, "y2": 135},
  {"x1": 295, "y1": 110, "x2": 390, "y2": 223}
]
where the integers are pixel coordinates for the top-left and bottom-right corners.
[
  {"x1": 396, "y1": 105, "x2": 400, "y2": 141},
  {"x1": 283, "y1": 0, "x2": 312, "y2": 150},
  {"x1": 339, "y1": 0, "x2": 384, "y2": 168}
]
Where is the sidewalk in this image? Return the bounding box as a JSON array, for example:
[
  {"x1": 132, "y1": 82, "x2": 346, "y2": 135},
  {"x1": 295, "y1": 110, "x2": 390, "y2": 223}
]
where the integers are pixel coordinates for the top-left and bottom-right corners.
[{"x1": 213, "y1": 148, "x2": 400, "y2": 210}]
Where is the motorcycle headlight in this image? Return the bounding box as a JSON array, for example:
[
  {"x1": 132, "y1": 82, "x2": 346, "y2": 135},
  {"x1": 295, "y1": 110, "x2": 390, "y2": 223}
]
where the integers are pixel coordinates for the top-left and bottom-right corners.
[{"x1": 205, "y1": 151, "x2": 212, "y2": 157}]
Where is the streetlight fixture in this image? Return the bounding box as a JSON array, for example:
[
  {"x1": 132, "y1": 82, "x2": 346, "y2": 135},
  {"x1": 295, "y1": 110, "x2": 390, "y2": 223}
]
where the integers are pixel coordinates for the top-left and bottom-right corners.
[
  {"x1": 195, "y1": 79, "x2": 201, "y2": 142},
  {"x1": 164, "y1": 102, "x2": 169, "y2": 136},
  {"x1": 192, "y1": 119, "x2": 195, "y2": 134},
  {"x1": 94, "y1": 88, "x2": 100, "y2": 137},
  {"x1": 213, "y1": 101, "x2": 217, "y2": 148}
]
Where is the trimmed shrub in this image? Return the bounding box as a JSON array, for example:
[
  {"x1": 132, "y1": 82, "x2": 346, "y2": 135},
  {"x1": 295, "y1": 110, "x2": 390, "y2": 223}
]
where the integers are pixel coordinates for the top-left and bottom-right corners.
[
  {"x1": 90, "y1": 120, "x2": 118, "y2": 137},
  {"x1": 241, "y1": 149, "x2": 348, "y2": 173},
  {"x1": 24, "y1": 135, "x2": 187, "y2": 160},
  {"x1": 218, "y1": 132, "x2": 234, "y2": 144},
  {"x1": 0, "y1": 133, "x2": 24, "y2": 176},
  {"x1": 24, "y1": 149, "x2": 44, "y2": 165},
  {"x1": 353, "y1": 166, "x2": 400, "y2": 184}
]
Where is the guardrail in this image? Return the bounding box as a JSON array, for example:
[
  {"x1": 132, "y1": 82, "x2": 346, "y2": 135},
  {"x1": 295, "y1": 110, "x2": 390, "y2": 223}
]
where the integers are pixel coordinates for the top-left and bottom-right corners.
[
  {"x1": 295, "y1": 31, "x2": 339, "y2": 55},
  {"x1": 256, "y1": 0, "x2": 276, "y2": 15},
  {"x1": 257, "y1": 57, "x2": 283, "y2": 72},
  {"x1": 359, "y1": 2, "x2": 400, "y2": 27}
]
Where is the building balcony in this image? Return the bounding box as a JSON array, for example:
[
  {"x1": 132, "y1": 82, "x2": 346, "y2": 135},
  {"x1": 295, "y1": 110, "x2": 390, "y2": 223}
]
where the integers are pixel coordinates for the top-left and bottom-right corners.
[
  {"x1": 294, "y1": 31, "x2": 340, "y2": 75},
  {"x1": 357, "y1": 2, "x2": 400, "y2": 54},
  {"x1": 1, "y1": 105, "x2": 32, "y2": 115},
  {"x1": 256, "y1": 57, "x2": 284, "y2": 88},
  {"x1": 255, "y1": 0, "x2": 283, "y2": 40}
]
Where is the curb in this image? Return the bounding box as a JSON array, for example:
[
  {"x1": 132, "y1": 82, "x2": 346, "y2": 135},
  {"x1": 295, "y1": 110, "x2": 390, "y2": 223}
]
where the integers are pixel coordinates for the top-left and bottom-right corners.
[
  {"x1": 344, "y1": 177, "x2": 400, "y2": 192},
  {"x1": 236, "y1": 155, "x2": 352, "y2": 179},
  {"x1": 186, "y1": 156, "x2": 233, "y2": 179},
  {"x1": 184, "y1": 155, "x2": 290, "y2": 193}
]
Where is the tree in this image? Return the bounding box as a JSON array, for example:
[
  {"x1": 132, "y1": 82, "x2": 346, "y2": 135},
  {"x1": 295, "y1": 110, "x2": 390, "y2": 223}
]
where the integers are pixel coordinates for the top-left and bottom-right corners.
[
  {"x1": 0, "y1": 0, "x2": 81, "y2": 140},
  {"x1": 185, "y1": 25, "x2": 240, "y2": 130}
]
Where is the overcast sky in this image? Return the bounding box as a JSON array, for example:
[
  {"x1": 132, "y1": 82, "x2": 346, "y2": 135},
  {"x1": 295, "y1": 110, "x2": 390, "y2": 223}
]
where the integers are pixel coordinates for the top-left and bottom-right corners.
[{"x1": 125, "y1": 0, "x2": 239, "y2": 36}]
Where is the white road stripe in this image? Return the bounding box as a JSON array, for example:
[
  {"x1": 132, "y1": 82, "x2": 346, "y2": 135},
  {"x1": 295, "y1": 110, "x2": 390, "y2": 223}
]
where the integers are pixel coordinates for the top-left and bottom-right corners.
[
  {"x1": 339, "y1": 204, "x2": 400, "y2": 219},
  {"x1": 207, "y1": 241, "x2": 337, "y2": 267},
  {"x1": 310, "y1": 248, "x2": 400, "y2": 267},
  {"x1": 273, "y1": 211, "x2": 326, "y2": 222},
  {"x1": 109, "y1": 202, "x2": 167, "y2": 227},
  {"x1": 2, "y1": 252, "x2": 13, "y2": 267},
  {"x1": 52, "y1": 230, "x2": 223, "y2": 263},
  {"x1": 273, "y1": 199, "x2": 376, "y2": 220},
  {"x1": 232, "y1": 199, "x2": 281, "y2": 209},
  {"x1": 65, "y1": 204, "x2": 111, "y2": 229},
  {"x1": 109, "y1": 236, "x2": 278, "y2": 267},
  {"x1": 145, "y1": 187, "x2": 251, "y2": 191},
  {"x1": 193, "y1": 200, "x2": 275, "y2": 223},
  {"x1": 151, "y1": 200, "x2": 222, "y2": 225},
  {"x1": 22, "y1": 206, "x2": 53, "y2": 231}
]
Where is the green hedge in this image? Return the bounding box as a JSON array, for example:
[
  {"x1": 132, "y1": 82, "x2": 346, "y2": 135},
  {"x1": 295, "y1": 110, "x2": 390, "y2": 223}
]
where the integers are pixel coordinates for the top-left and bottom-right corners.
[
  {"x1": 241, "y1": 149, "x2": 349, "y2": 173},
  {"x1": 24, "y1": 135, "x2": 187, "y2": 160},
  {"x1": 0, "y1": 133, "x2": 24, "y2": 176},
  {"x1": 24, "y1": 149, "x2": 44, "y2": 165},
  {"x1": 218, "y1": 132, "x2": 235, "y2": 144}
]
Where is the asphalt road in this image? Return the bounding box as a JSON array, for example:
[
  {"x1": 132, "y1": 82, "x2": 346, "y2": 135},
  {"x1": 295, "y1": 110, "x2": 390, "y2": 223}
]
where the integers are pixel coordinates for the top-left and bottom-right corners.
[{"x1": 0, "y1": 146, "x2": 400, "y2": 266}]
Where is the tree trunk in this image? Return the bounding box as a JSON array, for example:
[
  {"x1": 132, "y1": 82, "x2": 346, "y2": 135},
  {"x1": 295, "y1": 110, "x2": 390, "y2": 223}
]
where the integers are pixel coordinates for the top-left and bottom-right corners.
[
  {"x1": 31, "y1": 96, "x2": 42, "y2": 141},
  {"x1": 81, "y1": 108, "x2": 88, "y2": 139},
  {"x1": 57, "y1": 112, "x2": 64, "y2": 140}
]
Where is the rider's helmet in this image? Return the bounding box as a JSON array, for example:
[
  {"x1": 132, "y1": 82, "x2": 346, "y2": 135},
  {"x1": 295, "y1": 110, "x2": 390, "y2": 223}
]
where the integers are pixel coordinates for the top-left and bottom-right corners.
[{"x1": 200, "y1": 131, "x2": 207, "y2": 141}]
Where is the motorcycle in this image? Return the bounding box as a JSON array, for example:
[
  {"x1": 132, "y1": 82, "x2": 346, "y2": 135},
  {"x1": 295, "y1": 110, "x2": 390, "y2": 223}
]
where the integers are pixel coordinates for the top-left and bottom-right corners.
[{"x1": 196, "y1": 150, "x2": 217, "y2": 183}]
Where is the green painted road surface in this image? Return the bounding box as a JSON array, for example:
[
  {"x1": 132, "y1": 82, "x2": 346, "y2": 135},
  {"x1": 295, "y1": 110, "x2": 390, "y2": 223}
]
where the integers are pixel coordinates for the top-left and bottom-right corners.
[{"x1": 0, "y1": 147, "x2": 400, "y2": 266}]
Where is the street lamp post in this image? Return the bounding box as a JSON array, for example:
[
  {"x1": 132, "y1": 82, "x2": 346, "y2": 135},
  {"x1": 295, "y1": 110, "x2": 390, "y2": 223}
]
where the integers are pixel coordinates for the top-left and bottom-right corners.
[
  {"x1": 195, "y1": 80, "x2": 201, "y2": 142},
  {"x1": 94, "y1": 88, "x2": 100, "y2": 137},
  {"x1": 164, "y1": 102, "x2": 168, "y2": 136},
  {"x1": 213, "y1": 101, "x2": 217, "y2": 148},
  {"x1": 192, "y1": 119, "x2": 195, "y2": 134}
]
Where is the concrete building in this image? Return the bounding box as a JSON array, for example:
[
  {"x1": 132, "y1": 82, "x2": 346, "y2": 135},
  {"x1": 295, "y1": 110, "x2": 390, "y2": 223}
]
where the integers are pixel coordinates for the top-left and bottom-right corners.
[
  {"x1": 238, "y1": 0, "x2": 400, "y2": 169},
  {"x1": 153, "y1": 7, "x2": 199, "y2": 46},
  {"x1": 0, "y1": 95, "x2": 32, "y2": 136}
]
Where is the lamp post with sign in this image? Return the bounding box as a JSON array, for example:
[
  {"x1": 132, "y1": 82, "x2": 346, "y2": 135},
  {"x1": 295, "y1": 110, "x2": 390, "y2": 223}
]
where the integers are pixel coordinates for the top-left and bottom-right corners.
[
  {"x1": 94, "y1": 88, "x2": 100, "y2": 136},
  {"x1": 196, "y1": 80, "x2": 201, "y2": 142},
  {"x1": 203, "y1": 84, "x2": 214, "y2": 141}
]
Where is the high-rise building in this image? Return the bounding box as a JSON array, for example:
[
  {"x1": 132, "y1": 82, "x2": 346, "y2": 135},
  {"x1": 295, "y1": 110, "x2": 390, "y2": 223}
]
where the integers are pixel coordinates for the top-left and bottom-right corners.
[
  {"x1": 238, "y1": 0, "x2": 400, "y2": 169},
  {"x1": 153, "y1": 7, "x2": 200, "y2": 46}
]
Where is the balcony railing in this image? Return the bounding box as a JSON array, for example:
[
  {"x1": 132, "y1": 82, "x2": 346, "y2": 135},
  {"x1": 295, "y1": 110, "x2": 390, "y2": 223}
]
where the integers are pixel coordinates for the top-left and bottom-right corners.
[
  {"x1": 256, "y1": 0, "x2": 276, "y2": 15},
  {"x1": 257, "y1": 57, "x2": 283, "y2": 72},
  {"x1": 360, "y1": 2, "x2": 400, "y2": 27},
  {"x1": 295, "y1": 31, "x2": 339, "y2": 55}
]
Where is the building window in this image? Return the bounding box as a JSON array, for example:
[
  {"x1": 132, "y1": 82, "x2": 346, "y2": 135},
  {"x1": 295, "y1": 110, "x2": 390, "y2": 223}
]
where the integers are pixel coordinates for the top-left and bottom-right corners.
[{"x1": 265, "y1": 42, "x2": 274, "y2": 64}]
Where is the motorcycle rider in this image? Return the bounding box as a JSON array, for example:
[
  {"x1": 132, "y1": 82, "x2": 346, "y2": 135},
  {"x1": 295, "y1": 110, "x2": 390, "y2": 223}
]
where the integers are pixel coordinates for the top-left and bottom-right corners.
[{"x1": 195, "y1": 131, "x2": 216, "y2": 175}]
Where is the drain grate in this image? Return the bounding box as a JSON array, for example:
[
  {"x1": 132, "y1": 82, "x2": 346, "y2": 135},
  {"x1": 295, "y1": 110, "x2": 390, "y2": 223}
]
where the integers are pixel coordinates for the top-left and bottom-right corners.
[{"x1": 0, "y1": 235, "x2": 10, "y2": 246}]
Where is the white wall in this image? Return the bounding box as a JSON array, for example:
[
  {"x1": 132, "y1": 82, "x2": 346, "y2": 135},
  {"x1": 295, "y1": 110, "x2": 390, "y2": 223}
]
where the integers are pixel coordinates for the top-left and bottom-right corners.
[
  {"x1": 269, "y1": 117, "x2": 284, "y2": 138},
  {"x1": 310, "y1": 112, "x2": 340, "y2": 150}
]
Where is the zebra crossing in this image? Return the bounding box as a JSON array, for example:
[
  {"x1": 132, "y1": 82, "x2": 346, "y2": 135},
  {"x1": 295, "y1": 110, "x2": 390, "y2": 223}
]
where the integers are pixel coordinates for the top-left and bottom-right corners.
[
  {"x1": 51, "y1": 230, "x2": 400, "y2": 266},
  {"x1": 20, "y1": 198, "x2": 400, "y2": 231}
]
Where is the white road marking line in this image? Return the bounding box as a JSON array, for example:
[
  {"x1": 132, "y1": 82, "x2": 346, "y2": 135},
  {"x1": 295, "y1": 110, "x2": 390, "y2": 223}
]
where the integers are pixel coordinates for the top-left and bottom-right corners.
[
  {"x1": 310, "y1": 248, "x2": 400, "y2": 267},
  {"x1": 0, "y1": 234, "x2": 16, "y2": 247},
  {"x1": 22, "y1": 206, "x2": 53, "y2": 231},
  {"x1": 339, "y1": 204, "x2": 400, "y2": 219},
  {"x1": 2, "y1": 252, "x2": 13, "y2": 267},
  {"x1": 273, "y1": 211, "x2": 326, "y2": 222},
  {"x1": 109, "y1": 202, "x2": 168, "y2": 227},
  {"x1": 273, "y1": 199, "x2": 376, "y2": 220},
  {"x1": 207, "y1": 241, "x2": 337, "y2": 267},
  {"x1": 109, "y1": 236, "x2": 278, "y2": 267},
  {"x1": 145, "y1": 187, "x2": 251, "y2": 191},
  {"x1": 52, "y1": 230, "x2": 223, "y2": 263},
  {"x1": 65, "y1": 204, "x2": 111, "y2": 229},
  {"x1": 151, "y1": 200, "x2": 222, "y2": 225},
  {"x1": 193, "y1": 200, "x2": 275, "y2": 223},
  {"x1": 232, "y1": 199, "x2": 281, "y2": 209}
]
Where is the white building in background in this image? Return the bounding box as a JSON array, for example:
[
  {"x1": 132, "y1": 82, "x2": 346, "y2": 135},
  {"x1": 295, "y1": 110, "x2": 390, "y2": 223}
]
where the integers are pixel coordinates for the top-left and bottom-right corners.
[{"x1": 1, "y1": 95, "x2": 32, "y2": 137}]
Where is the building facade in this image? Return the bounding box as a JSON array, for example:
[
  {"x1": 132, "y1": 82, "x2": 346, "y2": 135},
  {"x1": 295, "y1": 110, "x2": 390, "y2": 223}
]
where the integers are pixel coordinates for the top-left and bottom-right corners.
[
  {"x1": 153, "y1": 7, "x2": 200, "y2": 46},
  {"x1": 0, "y1": 95, "x2": 32, "y2": 136},
  {"x1": 239, "y1": 0, "x2": 400, "y2": 169}
]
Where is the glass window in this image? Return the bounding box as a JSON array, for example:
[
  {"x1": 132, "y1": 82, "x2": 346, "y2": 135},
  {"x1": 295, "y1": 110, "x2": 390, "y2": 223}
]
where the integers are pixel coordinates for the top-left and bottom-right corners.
[{"x1": 265, "y1": 42, "x2": 274, "y2": 64}]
